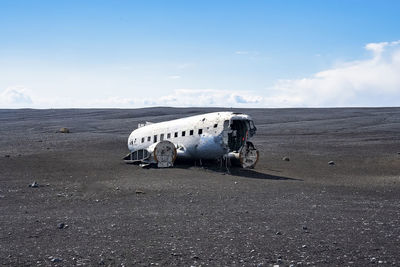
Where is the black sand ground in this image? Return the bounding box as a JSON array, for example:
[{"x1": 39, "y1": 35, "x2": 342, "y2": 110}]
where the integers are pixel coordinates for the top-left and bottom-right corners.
[{"x1": 0, "y1": 107, "x2": 399, "y2": 266}]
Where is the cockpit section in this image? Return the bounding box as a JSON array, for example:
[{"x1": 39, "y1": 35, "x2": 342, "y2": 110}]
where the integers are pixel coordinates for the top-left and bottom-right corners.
[{"x1": 227, "y1": 119, "x2": 256, "y2": 152}]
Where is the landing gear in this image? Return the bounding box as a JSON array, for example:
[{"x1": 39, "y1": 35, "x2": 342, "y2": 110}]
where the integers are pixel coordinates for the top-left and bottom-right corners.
[
  {"x1": 239, "y1": 141, "x2": 259, "y2": 168},
  {"x1": 153, "y1": 141, "x2": 177, "y2": 168}
]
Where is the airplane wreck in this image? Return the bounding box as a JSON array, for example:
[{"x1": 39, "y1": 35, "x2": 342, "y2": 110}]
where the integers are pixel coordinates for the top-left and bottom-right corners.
[{"x1": 123, "y1": 112, "x2": 259, "y2": 168}]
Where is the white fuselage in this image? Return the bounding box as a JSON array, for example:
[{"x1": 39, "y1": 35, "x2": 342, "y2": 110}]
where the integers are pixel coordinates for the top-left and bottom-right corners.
[{"x1": 127, "y1": 112, "x2": 256, "y2": 160}]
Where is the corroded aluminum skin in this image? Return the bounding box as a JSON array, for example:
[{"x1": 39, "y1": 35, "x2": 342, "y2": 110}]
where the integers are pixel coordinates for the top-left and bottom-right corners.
[{"x1": 127, "y1": 112, "x2": 257, "y2": 166}]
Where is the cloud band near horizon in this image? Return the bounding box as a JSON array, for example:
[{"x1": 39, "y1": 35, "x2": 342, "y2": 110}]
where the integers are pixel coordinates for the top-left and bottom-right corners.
[{"x1": 1, "y1": 40, "x2": 400, "y2": 108}]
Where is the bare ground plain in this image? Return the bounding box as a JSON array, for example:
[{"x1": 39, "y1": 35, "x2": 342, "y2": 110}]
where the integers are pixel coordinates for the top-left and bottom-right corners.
[{"x1": 0, "y1": 107, "x2": 399, "y2": 266}]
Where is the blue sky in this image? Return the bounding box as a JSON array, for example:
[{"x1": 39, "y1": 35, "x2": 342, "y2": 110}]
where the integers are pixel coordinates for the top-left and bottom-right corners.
[{"x1": 1, "y1": 0, "x2": 400, "y2": 108}]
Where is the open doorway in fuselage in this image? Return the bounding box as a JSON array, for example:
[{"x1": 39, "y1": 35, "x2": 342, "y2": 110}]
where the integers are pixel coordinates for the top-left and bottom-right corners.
[{"x1": 228, "y1": 120, "x2": 248, "y2": 152}]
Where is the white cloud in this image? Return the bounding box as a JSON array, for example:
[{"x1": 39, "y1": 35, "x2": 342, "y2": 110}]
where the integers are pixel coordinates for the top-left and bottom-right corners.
[
  {"x1": 263, "y1": 40, "x2": 400, "y2": 107},
  {"x1": 235, "y1": 51, "x2": 250, "y2": 55},
  {"x1": 2, "y1": 40, "x2": 400, "y2": 108},
  {"x1": 0, "y1": 87, "x2": 33, "y2": 107}
]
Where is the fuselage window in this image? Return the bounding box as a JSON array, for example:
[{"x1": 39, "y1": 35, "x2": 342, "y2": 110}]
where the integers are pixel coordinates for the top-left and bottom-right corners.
[
  {"x1": 189, "y1": 130, "x2": 194, "y2": 135},
  {"x1": 198, "y1": 129, "x2": 203, "y2": 135},
  {"x1": 224, "y1": 120, "x2": 229, "y2": 129},
  {"x1": 214, "y1": 123, "x2": 218, "y2": 128},
  {"x1": 174, "y1": 132, "x2": 178, "y2": 138},
  {"x1": 147, "y1": 136, "x2": 151, "y2": 142},
  {"x1": 134, "y1": 138, "x2": 137, "y2": 143},
  {"x1": 167, "y1": 133, "x2": 171, "y2": 139},
  {"x1": 154, "y1": 135, "x2": 157, "y2": 143},
  {"x1": 160, "y1": 133, "x2": 164, "y2": 141},
  {"x1": 182, "y1": 131, "x2": 186, "y2": 137},
  {"x1": 141, "y1": 137, "x2": 144, "y2": 143}
]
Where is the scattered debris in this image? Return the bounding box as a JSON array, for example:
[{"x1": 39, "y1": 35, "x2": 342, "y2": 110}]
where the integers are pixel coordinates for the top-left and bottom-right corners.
[
  {"x1": 57, "y1": 223, "x2": 67, "y2": 229},
  {"x1": 282, "y1": 156, "x2": 290, "y2": 161},
  {"x1": 59, "y1": 127, "x2": 70, "y2": 133},
  {"x1": 50, "y1": 257, "x2": 63, "y2": 263},
  {"x1": 135, "y1": 190, "x2": 145, "y2": 194},
  {"x1": 328, "y1": 161, "x2": 335, "y2": 165},
  {"x1": 29, "y1": 181, "x2": 39, "y2": 188}
]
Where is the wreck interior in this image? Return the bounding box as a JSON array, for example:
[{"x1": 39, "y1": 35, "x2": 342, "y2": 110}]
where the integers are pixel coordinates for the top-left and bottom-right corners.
[{"x1": 228, "y1": 120, "x2": 249, "y2": 152}]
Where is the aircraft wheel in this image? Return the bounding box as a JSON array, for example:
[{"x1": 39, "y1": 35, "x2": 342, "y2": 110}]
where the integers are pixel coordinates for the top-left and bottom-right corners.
[
  {"x1": 239, "y1": 142, "x2": 259, "y2": 168},
  {"x1": 153, "y1": 141, "x2": 177, "y2": 168}
]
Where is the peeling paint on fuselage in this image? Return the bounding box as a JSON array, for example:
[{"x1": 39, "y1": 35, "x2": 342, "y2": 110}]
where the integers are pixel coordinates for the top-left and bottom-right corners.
[{"x1": 127, "y1": 112, "x2": 255, "y2": 160}]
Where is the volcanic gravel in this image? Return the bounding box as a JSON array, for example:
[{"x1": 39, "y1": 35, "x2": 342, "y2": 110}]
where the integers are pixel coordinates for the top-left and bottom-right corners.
[{"x1": 0, "y1": 107, "x2": 399, "y2": 266}]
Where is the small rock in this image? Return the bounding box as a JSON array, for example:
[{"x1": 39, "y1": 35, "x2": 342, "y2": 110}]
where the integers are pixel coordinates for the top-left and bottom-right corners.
[
  {"x1": 302, "y1": 226, "x2": 308, "y2": 230},
  {"x1": 302, "y1": 244, "x2": 307, "y2": 248},
  {"x1": 275, "y1": 231, "x2": 282, "y2": 235},
  {"x1": 59, "y1": 127, "x2": 70, "y2": 133},
  {"x1": 397, "y1": 152, "x2": 400, "y2": 155},
  {"x1": 4, "y1": 154, "x2": 10, "y2": 158},
  {"x1": 328, "y1": 161, "x2": 335, "y2": 165},
  {"x1": 50, "y1": 258, "x2": 62, "y2": 263},
  {"x1": 282, "y1": 156, "x2": 290, "y2": 161},
  {"x1": 57, "y1": 223, "x2": 65, "y2": 229},
  {"x1": 370, "y1": 257, "x2": 376, "y2": 263},
  {"x1": 29, "y1": 181, "x2": 39, "y2": 188},
  {"x1": 135, "y1": 190, "x2": 145, "y2": 194}
]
